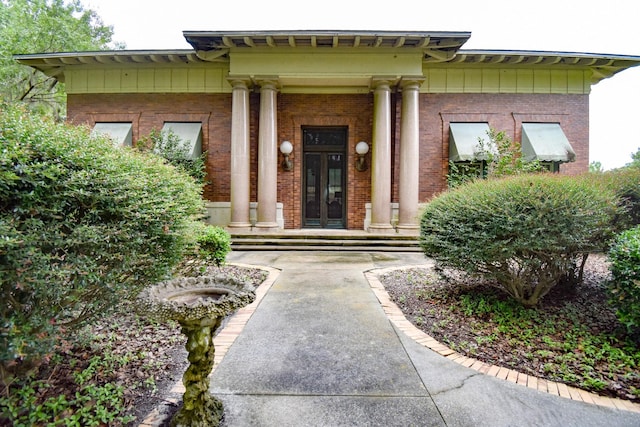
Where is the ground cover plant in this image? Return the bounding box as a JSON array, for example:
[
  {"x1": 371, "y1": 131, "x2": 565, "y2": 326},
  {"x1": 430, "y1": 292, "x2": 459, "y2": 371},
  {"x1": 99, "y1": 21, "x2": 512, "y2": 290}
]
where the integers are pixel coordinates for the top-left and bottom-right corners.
[
  {"x1": 0, "y1": 265, "x2": 267, "y2": 426},
  {"x1": 406, "y1": 166, "x2": 640, "y2": 403},
  {"x1": 381, "y1": 255, "x2": 640, "y2": 402}
]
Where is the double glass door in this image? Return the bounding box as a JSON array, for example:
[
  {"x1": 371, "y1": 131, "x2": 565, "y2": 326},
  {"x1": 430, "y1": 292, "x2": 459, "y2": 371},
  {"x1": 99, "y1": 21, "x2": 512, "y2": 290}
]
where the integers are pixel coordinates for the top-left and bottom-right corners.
[{"x1": 302, "y1": 127, "x2": 346, "y2": 228}]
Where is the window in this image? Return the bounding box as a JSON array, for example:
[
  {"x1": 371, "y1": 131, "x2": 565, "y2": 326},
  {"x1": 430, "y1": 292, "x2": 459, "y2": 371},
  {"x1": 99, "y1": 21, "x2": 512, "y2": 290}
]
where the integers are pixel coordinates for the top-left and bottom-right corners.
[
  {"x1": 449, "y1": 122, "x2": 492, "y2": 162},
  {"x1": 521, "y1": 123, "x2": 575, "y2": 163},
  {"x1": 448, "y1": 123, "x2": 492, "y2": 184},
  {"x1": 161, "y1": 122, "x2": 203, "y2": 159},
  {"x1": 92, "y1": 122, "x2": 133, "y2": 146}
]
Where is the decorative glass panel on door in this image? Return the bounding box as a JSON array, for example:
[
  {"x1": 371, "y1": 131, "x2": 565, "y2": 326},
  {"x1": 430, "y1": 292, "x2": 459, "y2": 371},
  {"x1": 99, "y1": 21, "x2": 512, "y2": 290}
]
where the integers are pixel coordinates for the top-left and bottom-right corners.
[
  {"x1": 304, "y1": 153, "x2": 321, "y2": 226},
  {"x1": 327, "y1": 154, "x2": 343, "y2": 220}
]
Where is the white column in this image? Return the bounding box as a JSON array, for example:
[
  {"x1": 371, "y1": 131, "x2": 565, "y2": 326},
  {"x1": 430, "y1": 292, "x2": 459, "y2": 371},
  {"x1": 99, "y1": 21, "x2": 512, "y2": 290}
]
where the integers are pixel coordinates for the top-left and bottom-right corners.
[
  {"x1": 397, "y1": 79, "x2": 423, "y2": 234},
  {"x1": 228, "y1": 78, "x2": 251, "y2": 230},
  {"x1": 369, "y1": 79, "x2": 394, "y2": 233},
  {"x1": 255, "y1": 80, "x2": 279, "y2": 231}
]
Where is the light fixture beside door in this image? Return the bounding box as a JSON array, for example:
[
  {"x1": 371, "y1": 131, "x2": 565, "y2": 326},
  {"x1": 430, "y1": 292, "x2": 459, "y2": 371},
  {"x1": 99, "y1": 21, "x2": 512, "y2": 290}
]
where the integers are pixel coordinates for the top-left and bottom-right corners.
[
  {"x1": 280, "y1": 140, "x2": 293, "y2": 171},
  {"x1": 355, "y1": 141, "x2": 369, "y2": 172}
]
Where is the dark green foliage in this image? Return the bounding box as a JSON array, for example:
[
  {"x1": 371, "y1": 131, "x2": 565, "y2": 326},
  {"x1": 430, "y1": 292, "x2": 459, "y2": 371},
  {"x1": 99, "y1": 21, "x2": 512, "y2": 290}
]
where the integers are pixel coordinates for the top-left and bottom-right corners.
[
  {"x1": 0, "y1": 106, "x2": 204, "y2": 374},
  {"x1": 197, "y1": 225, "x2": 231, "y2": 268},
  {"x1": 592, "y1": 168, "x2": 640, "y2": 232},
  {"x1": 175, "y1": 224, "x2": 232, "y2": 276},
  {"x1": 137, "y1": 128, "x2": 207, "y2": 184},
  {"x1": 607, "y1": 226, "x2": 640, "y2": 336},
  {"x1": 447, "y1": 160, "x2": 485, "y2": 188},
  {"x1": 624, "y1": 147, "x2": 640, "y2": 169},
  {"x1": 447, "y1": 128, "x2": 545, "y2": 188},
  {"x1": 420, "y1": 174, "x2": 618, "y2": 306},
  {"x1": 0, "y1": 0, "x2": 117, "y2": 117},
  {"x1": 477, "y1": 129, "x2": 545, "y2": 179}
]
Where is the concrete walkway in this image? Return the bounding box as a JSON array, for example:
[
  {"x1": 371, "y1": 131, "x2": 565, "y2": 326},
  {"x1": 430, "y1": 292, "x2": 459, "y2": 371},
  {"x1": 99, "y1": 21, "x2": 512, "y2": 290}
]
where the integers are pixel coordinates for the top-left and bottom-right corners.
[{"x1": 143, "y1": 251, "x2": 640, "y2": 426}]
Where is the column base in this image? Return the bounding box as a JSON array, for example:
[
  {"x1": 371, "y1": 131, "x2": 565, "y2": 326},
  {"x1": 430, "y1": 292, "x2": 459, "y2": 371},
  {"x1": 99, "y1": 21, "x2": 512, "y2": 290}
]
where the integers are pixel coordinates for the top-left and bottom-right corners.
[
  {"x1": 368, "y1": 223, "x2": 396, "y2": 234},
  {"x1": 254, "y1": 222, "x2": 280, "y2": 232},
  {"x1": 396, "y1": 224, "x2": 420, "y2": 236},
  {"x1": 227, "y1": 222, "x2": 253, "y2": 232}
]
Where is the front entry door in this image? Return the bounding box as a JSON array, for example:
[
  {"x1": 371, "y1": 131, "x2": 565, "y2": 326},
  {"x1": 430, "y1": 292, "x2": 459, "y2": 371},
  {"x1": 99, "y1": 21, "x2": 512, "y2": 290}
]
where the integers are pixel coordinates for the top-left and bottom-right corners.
[{"x1": 302, "y1": 127, "x2": 346, "y2": 228}]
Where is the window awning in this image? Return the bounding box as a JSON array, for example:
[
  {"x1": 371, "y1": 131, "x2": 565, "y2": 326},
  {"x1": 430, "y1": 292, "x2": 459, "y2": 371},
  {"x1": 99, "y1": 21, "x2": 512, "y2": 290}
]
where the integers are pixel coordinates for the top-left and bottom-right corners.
[
  {"x1": 161, "y1": 122, "x2": 202, "y2": 159},
  {"x1": 521, "y1": 123, "x2": 576, "y2": 163},
  {"x1": 449, "y1": 123, "x2": 491, "y2": 161},
  {"x1": 92, "y1": 122, "x2": 132, "y2": 146}
]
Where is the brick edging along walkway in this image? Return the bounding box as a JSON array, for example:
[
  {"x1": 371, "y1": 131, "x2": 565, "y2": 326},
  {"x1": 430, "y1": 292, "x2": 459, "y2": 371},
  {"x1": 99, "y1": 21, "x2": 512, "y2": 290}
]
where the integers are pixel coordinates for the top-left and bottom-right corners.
[
  {"x1": 141, "y1": 261, "x2": 640, "y2": 426},
  {"x1": 365, "y1": 266, "x2": 640, "y2": 414}
]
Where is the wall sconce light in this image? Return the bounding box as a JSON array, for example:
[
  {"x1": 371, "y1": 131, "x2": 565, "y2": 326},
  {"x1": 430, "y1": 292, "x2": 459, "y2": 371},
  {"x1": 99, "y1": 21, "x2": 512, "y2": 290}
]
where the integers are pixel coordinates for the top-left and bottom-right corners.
[
  {"x1": 280, "y1": 140, "x2": 293, "y2": 171},
  {"x1": 355, "y1": 141, "x2": 369, "y2": 172}
]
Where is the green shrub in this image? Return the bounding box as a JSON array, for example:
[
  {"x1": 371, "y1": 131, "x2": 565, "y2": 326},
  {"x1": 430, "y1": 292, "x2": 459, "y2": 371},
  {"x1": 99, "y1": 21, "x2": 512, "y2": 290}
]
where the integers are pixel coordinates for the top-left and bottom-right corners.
[
  {"x1": 592, "y1": 168, "x2": 640, "y2": 232},
  {"x1": 136, "y1": 128, "x2": 207, "y2": 184},
  {"x1": 197, "y1": 225, "x2": 231, "y2": 267},
  {"x1": 420, "y1": 174, "x2": 619, "y2": 306},
  {"x1": 174, "y1": 223, "x2": 232, "y2": 276},
  {"x1": 607, "y1": 226, "x2": 640, "y2": 336},
  {"x1": 0, "y1": 106, "x2": 204, "y2": 376},
  {"x1": 447, "y1": 128, "x2": 545, "y2": 188}
]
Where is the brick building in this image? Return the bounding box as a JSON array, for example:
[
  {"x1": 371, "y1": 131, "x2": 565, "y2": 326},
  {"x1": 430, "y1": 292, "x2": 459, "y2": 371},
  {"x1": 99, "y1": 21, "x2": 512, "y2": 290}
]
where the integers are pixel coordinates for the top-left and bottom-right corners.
[{"x1": 16, "y1": 30, "x2": 640, "y2": 233}]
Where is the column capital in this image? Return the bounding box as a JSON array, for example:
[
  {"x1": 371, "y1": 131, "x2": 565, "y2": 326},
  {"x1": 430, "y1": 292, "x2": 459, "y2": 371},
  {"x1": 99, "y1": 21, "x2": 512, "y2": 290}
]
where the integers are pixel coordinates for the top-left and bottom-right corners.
[
  {"x1": 399, "y1": 76, "x2": 425, "y2": 90},
  {"x1": 253, "y1": 76, "x2": 281, "y2": 90},
  {"x1": 227, "y1": 75, "x2": 252, "y2": 88},
  {"x1": 371, "y1": 76, "x2": 400, "y2": 91}
]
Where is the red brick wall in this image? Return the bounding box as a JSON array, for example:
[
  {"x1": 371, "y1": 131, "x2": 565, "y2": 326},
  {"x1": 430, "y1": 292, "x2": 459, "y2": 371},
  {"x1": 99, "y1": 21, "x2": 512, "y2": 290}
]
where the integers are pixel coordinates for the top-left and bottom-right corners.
[
  {"x1": 67, "y1": 93, "x2": 232, "y2": 202},
  {"x1": 418, "y1": 93, "x2": 589, "y2": 202},
  {"x1": 277, "y1": 94, "x2": 372, "y2": 229},
  {"x1": 68, "y1": 91, "x2": 589, "y2": 228}
]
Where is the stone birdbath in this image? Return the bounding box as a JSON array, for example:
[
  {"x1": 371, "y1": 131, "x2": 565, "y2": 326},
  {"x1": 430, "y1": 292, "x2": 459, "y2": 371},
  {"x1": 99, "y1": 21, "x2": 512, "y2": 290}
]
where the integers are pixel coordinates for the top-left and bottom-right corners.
[{"x1": 137, "y1": 275, "x2": 256, "y2": 427}]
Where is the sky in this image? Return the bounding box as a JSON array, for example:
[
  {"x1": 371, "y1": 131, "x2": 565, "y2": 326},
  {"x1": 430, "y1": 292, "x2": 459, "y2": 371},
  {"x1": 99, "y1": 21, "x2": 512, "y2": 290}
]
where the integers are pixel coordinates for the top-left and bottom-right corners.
[{"x1": 85, "y1": 0, "x2": 640, "y2": 170}]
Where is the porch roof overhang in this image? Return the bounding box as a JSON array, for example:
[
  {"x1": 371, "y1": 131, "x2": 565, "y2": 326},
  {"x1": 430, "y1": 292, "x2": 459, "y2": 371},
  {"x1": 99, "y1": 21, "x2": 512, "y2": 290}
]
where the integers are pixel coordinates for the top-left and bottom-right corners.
[
  {"x1": 13, "y1": 50, "x2": 208, "y2": 81},
  {"x1": 182, "y1": 30, "x2": 472, "y2": 61},
  {"x1": 13, "y1": 32, "x2": 640, "y2": 86},
  {"x1": 448, "y1": 50, "x2": 640, "y2": 83}
]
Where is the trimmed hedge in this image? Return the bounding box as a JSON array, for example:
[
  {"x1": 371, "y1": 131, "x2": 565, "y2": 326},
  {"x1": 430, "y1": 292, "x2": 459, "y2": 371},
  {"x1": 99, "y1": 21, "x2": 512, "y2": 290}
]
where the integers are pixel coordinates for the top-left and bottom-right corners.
[
  {"x1": 0, "y1": 106, "x2": 205, "y2": 372},
  {"x1": 607, "y1": 226, "x2": 640, "y2": 336},
  {"x1": 420, "y1": 174, "x2": 619, "y2": 306}
]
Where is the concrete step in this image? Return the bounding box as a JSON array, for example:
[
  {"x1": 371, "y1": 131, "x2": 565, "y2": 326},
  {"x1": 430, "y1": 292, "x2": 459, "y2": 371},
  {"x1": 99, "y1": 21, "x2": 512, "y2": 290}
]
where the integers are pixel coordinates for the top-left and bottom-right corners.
[{"x1": 229, "y1": 232, "x2": 422, "y2": 252}]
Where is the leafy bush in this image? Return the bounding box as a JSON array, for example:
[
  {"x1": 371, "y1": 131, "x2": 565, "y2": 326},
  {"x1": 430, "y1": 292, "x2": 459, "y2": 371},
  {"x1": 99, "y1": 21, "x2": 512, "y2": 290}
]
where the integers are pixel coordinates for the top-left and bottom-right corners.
[
  {"x1": 174, "y1": 224, "x2": 232, "y2": 276},
  {"x1": 197, "y1": 225, "x2": 231, "y2": 267},
  {"x1": 448, "y1": 128, "x2": 545, "y2": 188},
  {"x1": 592, "y1": 168, "x2": 640, "y2": 232},
  {"x1": 607, "y1": 226, "x2": 640, "y2": 336},
  {"x1": 136, "y1": 128, "x2": 207, "y2": 184},
  {"x1": 420, "y1": 174, "x2": 619, "y2": 306},
  {"x1": 0, "y1": 106, "x2": 205, "y2": 376},
  {"x1": 477, "y1": 128, "x2": 545, "y2": 179}
]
